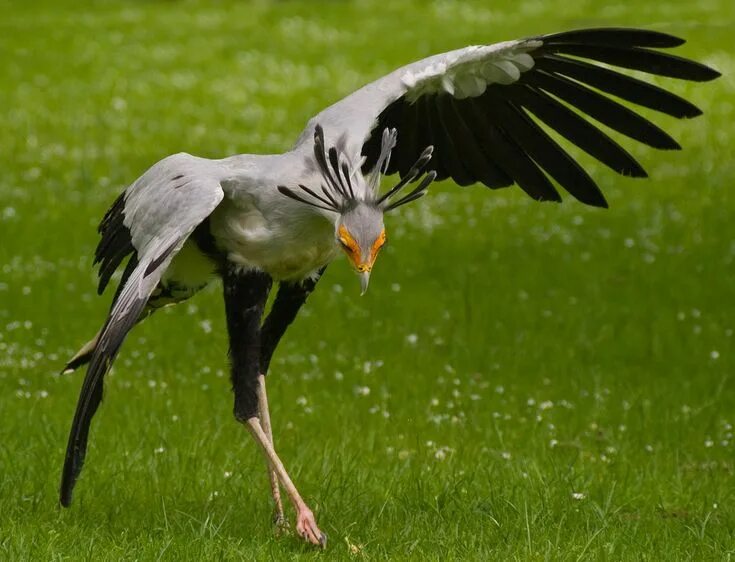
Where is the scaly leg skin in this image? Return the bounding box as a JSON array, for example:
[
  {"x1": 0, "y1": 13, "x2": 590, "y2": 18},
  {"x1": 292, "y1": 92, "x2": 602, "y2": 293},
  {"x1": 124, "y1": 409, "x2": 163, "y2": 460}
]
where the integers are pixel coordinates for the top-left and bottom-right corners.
[
  {"x1": 256, "y1": 374, "x2": 287, "y2": 532},
  {"x1": 246, "y1": 417, "x2": 327, "y2": 548}
]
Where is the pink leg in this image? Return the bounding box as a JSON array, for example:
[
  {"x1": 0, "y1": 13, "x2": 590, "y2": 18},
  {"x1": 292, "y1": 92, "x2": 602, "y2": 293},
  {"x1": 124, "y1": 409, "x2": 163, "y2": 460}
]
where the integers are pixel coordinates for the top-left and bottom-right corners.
[
  {"x1": 246, "y1": 417, "x2": 326, "y2": 548},
  {"x1": 256, "y1": 375, "x2": 286, "y2": 530}
]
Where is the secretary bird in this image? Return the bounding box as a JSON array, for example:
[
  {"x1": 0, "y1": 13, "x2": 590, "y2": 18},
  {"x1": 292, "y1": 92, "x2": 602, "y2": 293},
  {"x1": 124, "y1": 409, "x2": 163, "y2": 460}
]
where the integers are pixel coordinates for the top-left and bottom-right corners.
[{"x1": 60, "y1": 27, "x2": 719, "y2": 546}]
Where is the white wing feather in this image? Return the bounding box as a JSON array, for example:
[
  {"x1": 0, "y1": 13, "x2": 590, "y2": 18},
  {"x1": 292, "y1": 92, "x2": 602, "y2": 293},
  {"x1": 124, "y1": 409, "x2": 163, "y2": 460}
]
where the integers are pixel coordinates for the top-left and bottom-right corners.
[
  {"x1": 61, "y1": 153, "x2": 225, "y2": 504},
  {"x1": 124, "y1": 153, "x2": 224, "y2": 260},
  {"x1": 295, "y1": 37, "x2": 541, "y2": 152}
]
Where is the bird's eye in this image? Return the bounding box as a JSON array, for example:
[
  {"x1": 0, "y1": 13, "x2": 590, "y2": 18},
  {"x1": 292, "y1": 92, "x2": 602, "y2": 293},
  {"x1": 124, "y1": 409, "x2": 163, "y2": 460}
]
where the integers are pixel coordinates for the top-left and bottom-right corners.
[{"x1": 339, "y1": 239, "x2": 354, "y2": 252}]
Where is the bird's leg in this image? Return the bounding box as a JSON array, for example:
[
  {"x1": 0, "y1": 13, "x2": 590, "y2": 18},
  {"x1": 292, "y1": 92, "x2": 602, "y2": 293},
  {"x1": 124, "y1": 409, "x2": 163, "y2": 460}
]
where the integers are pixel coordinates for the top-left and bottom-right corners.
[
  {"x1": 245, "y1": 417, "x2": 326, "y2": 547},
  {"x1": 259, "y1": 270, "x2": 324, "y2": 375},
  {"x1": 256, "y1": 271, "x2": 325, "y2": 539},
  {"x1": 223, "y1": 267, "x2": 325, "y2": 547},
  {"x1": 256, "y1": 373, "x2": 287, "y2": 531}
]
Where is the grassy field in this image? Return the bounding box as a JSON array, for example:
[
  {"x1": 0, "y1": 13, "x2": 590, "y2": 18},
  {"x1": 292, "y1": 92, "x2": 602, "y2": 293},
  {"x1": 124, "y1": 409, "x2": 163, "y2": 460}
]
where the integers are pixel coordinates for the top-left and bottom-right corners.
[{"x1": 1, "y1": 0, "x2": 734, "y2": 559}]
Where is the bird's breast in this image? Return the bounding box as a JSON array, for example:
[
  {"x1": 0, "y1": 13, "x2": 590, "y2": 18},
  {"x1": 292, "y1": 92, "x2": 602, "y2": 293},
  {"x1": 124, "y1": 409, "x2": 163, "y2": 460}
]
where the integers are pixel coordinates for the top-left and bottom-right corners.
[{"x1": 209, "y1": 200, "x2": 339, "y2": 281}]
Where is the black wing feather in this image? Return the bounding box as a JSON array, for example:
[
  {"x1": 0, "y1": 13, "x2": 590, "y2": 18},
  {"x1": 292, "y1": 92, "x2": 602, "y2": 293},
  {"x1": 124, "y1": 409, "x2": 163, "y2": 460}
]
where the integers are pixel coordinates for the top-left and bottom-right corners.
[
  {"x1": 435, "y1": 95, "x2": 475, "y2": 186},
  {"x1": 422, "y1": 96, "x2": 452, "y2": 181},
  {"x1": 97, "y1": 243, "x2": 135, "y2": 295},
  {"x1": 524, "y1": 70, "x2": 681, "y2": 149},
  {"x1": 468, "y1": 97, "x2": 561, "y2": 202},
  {"x1": 543, "y1": 43, "x2": 720, "y2": 82},
  {"x1": 509, "y1": 83, "x2": 648, "y2": 177},
  {"x1": 483, "y1": 88, "x2": 606, "y2": 207},
  {"x1": 534, "y1": 54, "x2": 704, "y2": 118},
  {"x1": 447, "y1": 98, "x2": 513, "y2": 189},
  {"x1": 542, "y1": 27, "x2": 686, "y2": 48},
  {"x1": 94, "y1": 192, "x2": 134, "y2": 295},
  {"x1": 390, "y1": 97, "x2": 421, "y2": 177},
  {"x1": 360, "y1": 26, "x2": 718, "y2": 207}
]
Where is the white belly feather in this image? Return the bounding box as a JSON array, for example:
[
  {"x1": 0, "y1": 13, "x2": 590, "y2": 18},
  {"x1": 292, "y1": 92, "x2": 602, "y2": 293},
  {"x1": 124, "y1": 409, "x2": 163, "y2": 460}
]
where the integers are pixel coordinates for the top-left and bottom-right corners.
[{"x1": 208, "y1": 196, "x2": 339, "y2": 281}]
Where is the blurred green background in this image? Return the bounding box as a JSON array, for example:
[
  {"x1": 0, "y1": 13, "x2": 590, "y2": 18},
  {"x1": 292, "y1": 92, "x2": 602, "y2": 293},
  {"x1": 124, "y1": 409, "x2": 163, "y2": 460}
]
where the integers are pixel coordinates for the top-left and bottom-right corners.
[{"x1": 1, "y1": 0, "x2": 733, "y2": 559}]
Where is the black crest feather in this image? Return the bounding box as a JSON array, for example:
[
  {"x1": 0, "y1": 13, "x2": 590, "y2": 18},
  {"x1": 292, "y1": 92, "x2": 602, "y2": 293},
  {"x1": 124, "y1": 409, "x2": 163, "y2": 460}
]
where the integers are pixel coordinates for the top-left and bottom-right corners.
[{"x1": 278, "y1": 124, "x2": 436, "y2": 213}]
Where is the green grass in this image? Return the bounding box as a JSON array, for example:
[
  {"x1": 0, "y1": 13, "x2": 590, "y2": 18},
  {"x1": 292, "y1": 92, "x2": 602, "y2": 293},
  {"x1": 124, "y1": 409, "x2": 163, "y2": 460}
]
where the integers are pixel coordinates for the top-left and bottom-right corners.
[{"x1": 1, "y1": 0, "x2": 734, "y2": 559}]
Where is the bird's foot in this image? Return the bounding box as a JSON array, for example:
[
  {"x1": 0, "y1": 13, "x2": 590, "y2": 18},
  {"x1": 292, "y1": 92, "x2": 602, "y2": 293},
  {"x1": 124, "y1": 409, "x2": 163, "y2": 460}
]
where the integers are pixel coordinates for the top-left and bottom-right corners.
[
  {"x1": 273, "y1": 510, "x2": 289, "y2": 536},
  {"x1": 295, "y1": 506, "x2": 326, "y2": 548}
]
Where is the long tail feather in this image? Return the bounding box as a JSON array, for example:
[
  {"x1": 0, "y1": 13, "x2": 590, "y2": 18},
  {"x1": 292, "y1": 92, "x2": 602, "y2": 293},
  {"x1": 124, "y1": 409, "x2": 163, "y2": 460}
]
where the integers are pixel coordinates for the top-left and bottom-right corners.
[
  {"x1": 61, "y1": 331, "x2": 101, "y2": 375},
  {"x1": 60, "y1": 256, "x2": 163, "y2": 507}
]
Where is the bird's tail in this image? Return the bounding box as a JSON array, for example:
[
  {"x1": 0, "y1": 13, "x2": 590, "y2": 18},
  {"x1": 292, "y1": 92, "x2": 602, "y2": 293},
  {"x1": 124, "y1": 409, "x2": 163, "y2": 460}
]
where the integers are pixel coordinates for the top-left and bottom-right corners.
[
  {"x1": 60, "y1": 253, "x2": 161, "y2": 508},
  {"x1": 61, "y1": 330, "x2": 102, "y2": 374}
]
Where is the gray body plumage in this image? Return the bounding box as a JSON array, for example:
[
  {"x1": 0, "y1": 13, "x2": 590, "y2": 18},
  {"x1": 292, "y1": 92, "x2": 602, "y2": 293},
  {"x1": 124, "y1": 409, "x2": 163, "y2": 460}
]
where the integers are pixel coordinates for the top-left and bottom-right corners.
[
  {"x1": 60, "y1": 27, "x2": 719, "y2": 512},
  {"x1": 114, "y1": 35, "x2": 558, "y2": 309},
  {"x1": 114, "y1": 28, "x2": 719, "y2": 311}
]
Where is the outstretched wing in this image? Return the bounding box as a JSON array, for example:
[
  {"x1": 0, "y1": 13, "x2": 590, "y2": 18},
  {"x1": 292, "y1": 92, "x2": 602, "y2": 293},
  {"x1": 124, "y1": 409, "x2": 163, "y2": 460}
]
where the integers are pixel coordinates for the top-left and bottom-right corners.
[
  {"x1": 60, "y1": 153, "x2": 224, "y2": 506},
  {"x1": 300, "y1": 27, "x2": 720, "y2": 208}
]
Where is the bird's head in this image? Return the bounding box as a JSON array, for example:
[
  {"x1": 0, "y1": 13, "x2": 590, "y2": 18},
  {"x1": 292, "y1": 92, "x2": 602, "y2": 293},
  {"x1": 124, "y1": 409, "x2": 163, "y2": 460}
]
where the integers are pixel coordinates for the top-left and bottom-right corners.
[
  {"x1": 336, "y1": 203, "x2": 386, "y2": 294},
  {"x1": 278, "y1": 124, "x2": 436, "y2": 295}
]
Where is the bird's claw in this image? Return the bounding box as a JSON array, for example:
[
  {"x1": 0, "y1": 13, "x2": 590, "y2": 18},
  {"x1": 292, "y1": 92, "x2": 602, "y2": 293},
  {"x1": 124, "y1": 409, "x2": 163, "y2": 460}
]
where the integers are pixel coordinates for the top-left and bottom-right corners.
[
  {"x1": 295, "y1": 507, "x2": 326, "y2": 548},
  {"x1": 273, "y1": 511, "x2": 289, "y2": 536}
]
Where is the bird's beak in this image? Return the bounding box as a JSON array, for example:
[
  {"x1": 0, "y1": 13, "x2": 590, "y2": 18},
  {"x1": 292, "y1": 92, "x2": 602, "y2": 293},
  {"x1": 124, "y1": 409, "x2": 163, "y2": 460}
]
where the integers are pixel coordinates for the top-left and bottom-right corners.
[{"x1": 359, "y1": 270, "x2": 370, "y2": 295}]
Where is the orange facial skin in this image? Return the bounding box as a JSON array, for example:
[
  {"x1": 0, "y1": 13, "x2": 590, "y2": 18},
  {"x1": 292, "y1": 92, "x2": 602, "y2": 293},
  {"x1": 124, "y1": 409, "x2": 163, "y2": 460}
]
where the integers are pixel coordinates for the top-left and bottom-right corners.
[
  {"x1": 369, "y1": 229, "x2": 387, "y2": 265},
  {"x1": 338, "y1": 225, "x2": 386, "y2": 272}
]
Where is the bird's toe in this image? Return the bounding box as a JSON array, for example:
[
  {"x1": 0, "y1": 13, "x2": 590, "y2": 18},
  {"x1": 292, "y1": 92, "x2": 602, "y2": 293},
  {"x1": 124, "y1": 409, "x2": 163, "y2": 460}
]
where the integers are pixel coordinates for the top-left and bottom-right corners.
[
  {"x1": 273, "y1": 511, "x2": 289, "y2": 535},
  {"x1": 295, "y1": 506, "x2": 325, "y2": 548}
]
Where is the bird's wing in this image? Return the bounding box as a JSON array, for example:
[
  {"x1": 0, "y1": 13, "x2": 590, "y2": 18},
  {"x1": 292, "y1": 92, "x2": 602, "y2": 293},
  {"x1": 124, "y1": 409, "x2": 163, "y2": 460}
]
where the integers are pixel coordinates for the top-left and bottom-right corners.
[
  {"x1": 60, "y1": 154, "x2": 224, "y2": 506},
  {"x1": 299, "y1": 27, "x2": 720, "y2": 207}
]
